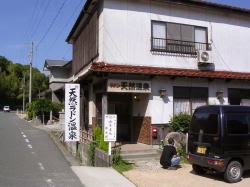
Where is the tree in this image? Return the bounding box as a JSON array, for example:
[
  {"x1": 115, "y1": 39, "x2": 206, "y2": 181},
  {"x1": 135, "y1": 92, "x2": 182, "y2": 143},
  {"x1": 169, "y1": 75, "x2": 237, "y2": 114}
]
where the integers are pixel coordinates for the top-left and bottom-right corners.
[
  {"x1": 0, "y1": 56, "x2": 49, "y2": 109},
  {"x1": 26, "y1": 99, "x2": 63, "y2": 124}
]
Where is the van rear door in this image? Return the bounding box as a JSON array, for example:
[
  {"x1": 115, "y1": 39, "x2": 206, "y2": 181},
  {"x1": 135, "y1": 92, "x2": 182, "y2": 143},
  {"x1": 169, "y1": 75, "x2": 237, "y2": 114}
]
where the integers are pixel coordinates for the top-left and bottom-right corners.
[{"x1": 188, "y1": 106, "x2": 223, "y2": 157}]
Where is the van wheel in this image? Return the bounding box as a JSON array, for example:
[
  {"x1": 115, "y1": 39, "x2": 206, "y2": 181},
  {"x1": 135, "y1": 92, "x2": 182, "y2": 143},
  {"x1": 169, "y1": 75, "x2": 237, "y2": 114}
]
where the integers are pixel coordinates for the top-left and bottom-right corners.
[
  {"x1": 192, "y1": 164, "x2": 206, "y2": 175},
  {"x1": 224, "y1": 161, "x2": 242, "y2": 183}
]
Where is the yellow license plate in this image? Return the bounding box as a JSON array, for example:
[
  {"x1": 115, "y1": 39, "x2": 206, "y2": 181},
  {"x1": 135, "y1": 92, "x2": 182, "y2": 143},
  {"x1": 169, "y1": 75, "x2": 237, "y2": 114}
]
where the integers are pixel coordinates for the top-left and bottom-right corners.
[{"x1": 197, "y1": 146, "x2": 206, "y2": 154}]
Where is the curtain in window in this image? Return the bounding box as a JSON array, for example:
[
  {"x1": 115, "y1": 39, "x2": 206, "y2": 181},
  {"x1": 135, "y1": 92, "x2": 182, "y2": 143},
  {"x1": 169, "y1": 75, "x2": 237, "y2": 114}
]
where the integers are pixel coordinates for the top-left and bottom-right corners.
[
  {"x1": 173, "y1": 87, "x2": 208, "y2": 115},
  {"x1": 174, "y1": 98, "x2": 191, "y2": 115},
  {"x1": 152, "y1": 22, "x2": 166, "y2": 49},
  {"x1": 167, "y1": 23, "x2": 181, "y2": 40},
  {"x1": 191, "y1": 99, "x2": 207, "y2": 113},
  {"x1": 181, "y1": 25, "x2": 194, "y2": 42},
  {"x1": 174, "y1": 98, "x2": 206, "y2": 115},
  {"x1": 181, "y1": 25, "x2": 195, "y2": 53},
  {"x1": 195, "y1": 27, "x2": 206, "y2": 50}
]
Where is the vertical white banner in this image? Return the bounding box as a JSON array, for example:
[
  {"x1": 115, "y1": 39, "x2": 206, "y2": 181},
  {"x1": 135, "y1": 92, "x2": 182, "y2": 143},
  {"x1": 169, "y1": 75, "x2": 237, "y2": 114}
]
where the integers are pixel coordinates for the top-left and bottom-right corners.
[{"x1": 65, "y1": 84, "x2": 80, "y2": 142}]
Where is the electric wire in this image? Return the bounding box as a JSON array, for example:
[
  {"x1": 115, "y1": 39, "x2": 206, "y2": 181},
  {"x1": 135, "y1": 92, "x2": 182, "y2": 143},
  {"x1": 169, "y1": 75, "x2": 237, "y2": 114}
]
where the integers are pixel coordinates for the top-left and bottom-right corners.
[
  {"x1": 30, "y1": 0, "x2": 51, "y2": 40},
  {"x1": 23, "y1": 0, "x2": 40, "y2": 41},
  {"x1": 45, "y1": 0, "x2": 84, "y2": 56},
  {"x1": 36, "y1": 0, "x2": 69, "y2": 49}
]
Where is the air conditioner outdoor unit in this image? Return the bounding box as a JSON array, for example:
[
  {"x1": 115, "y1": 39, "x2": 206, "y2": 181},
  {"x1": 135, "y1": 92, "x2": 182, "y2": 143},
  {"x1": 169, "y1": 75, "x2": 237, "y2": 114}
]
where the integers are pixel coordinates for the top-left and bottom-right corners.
[{"x1": 197, "y1": 50, "x2": 212, "y2": 65}]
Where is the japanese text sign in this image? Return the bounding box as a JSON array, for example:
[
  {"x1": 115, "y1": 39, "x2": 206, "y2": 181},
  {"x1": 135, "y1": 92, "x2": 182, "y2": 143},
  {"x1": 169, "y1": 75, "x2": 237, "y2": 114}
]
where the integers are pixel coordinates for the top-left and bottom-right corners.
[
  {"x1": 107, "y1": 79, "x2": 151, "y2": 93},
  {"x1": 65, "y1": 84, "x2": 80, "y2": 142},
  {"x1": 104, "y1": 114, "x2": 117, "y2": 142}
]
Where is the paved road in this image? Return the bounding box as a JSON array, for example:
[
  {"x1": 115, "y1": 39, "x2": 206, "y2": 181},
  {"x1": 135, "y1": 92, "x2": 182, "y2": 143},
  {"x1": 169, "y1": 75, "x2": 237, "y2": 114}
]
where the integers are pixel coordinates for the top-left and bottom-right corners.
[{"x1": 0, "y1": 112, "x2": 83, "y2": 187}]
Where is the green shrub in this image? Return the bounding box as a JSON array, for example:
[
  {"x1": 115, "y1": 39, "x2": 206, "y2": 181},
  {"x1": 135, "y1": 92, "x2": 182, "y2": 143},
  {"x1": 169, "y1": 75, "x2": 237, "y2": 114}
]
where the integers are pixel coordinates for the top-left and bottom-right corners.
[
  {"x1": 25, "y1": 99, "x2": 63, "y2": 120},
  {"x1": 169, "y1": 113, "x2": 191, "y2": 133}
]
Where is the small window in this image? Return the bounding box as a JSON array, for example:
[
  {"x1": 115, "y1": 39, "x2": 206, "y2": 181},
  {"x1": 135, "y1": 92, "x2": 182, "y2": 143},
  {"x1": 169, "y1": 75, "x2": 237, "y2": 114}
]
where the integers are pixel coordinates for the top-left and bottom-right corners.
[
  {"x1": 152, "y1": 22, "x2": 166, "y2": 50},
  {"x1": 226, "y1": 113, "x2": 249, "y2": 134}
]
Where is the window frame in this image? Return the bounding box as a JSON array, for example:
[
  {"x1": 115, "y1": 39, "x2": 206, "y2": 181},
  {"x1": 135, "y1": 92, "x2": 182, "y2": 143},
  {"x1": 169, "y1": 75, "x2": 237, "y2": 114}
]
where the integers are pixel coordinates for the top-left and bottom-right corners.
[
  {"x1": 173, "y1": 86, "x2": 208, "y2": 115},
  {"x1": 151, "y1": 20, "x2": 208, "y2": 54}
]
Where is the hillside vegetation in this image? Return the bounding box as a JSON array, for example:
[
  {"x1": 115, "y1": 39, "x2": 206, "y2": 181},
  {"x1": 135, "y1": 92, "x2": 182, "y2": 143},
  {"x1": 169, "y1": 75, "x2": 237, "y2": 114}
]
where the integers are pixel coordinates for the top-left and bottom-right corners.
[{"x1": 0, "y1": 56, "x2": 48, "y2": 110}]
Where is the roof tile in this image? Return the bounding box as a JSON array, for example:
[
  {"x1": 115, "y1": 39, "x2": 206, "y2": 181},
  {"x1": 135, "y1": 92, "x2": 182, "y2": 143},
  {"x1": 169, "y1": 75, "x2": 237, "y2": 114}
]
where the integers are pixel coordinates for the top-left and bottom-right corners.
[{"x1": 90, "y1": 62, "x2": 250, "y2": 80}]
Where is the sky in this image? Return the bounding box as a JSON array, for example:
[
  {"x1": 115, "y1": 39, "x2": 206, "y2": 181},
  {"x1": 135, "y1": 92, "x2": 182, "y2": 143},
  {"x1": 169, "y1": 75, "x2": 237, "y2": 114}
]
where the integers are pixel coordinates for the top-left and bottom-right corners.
[{"x1": 0, "y1": 0, "x2": 249, "y2": 73}]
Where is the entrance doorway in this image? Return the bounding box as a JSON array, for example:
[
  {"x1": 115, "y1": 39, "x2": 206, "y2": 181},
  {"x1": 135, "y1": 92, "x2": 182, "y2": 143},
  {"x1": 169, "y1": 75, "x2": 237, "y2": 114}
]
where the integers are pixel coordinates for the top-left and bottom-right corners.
[{"x1": 108, "y1": 93, "x2": 131, "y2": 142}]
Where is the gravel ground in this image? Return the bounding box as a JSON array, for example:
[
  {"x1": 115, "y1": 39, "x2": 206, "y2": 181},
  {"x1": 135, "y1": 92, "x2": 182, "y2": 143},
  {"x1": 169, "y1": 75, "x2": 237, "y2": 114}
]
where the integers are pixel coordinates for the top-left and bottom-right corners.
[{"x1": 123, "y1": 160, "x2": 250, "y2": 187}]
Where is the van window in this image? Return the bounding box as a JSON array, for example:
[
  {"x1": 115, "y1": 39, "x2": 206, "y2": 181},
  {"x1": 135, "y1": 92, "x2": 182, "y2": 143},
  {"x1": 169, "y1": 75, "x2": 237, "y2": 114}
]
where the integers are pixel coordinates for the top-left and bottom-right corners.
[
  {"x1": 190, "y1": 112, "x2": 219, "y2": 134},
  {"x1": 225, "y1": 113, "x2": 249, "y2": 134}
]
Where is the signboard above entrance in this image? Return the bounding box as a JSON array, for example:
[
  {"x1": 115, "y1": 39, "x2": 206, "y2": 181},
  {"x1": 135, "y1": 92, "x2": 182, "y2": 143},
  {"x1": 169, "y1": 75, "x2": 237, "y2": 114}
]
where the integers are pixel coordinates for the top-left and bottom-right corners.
[{"x1": 107, "y1": 79, "x2": 151, "y2": 93}]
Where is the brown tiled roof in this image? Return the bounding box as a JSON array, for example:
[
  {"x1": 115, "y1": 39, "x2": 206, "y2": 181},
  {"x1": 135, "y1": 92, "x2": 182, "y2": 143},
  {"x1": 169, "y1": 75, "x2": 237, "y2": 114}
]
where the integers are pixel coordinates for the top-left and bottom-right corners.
[{"x1": 90, "y1": 62, "x2": 250, "y2": 80}]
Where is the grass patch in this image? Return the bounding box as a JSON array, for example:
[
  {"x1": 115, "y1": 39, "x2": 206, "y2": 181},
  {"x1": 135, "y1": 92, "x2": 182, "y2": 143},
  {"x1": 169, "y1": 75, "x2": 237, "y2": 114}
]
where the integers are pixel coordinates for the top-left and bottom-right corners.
[
  {"x1": 180, "y1": 156, "x2": 190, "y2": 164},
  {"x1": 113, "y1": 159, "x2": 133, "y2": 173}
]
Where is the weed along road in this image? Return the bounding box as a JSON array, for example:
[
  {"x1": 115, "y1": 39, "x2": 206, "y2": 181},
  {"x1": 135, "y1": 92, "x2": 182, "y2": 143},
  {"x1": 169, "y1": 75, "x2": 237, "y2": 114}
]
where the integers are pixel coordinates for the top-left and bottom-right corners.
[{"x1": 0, "y1": 112, "x2": 83, "y2": 187}]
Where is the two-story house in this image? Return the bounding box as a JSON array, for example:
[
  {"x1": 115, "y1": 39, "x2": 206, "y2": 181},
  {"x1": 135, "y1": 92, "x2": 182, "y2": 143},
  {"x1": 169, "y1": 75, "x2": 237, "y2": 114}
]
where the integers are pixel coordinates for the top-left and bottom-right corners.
[
  {"x1": 66, "y1": 0, "x2": 250, "y2": 145},
  {"x1": 43, "y1": 59, "x2": 72, "y2": 123}
]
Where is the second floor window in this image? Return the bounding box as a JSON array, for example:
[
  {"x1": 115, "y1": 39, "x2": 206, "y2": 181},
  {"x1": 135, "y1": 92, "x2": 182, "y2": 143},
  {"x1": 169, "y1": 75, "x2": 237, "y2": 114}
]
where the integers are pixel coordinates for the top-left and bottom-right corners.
[{"x1": 151, "y1": 21, "x2": 209, "y2": 54}]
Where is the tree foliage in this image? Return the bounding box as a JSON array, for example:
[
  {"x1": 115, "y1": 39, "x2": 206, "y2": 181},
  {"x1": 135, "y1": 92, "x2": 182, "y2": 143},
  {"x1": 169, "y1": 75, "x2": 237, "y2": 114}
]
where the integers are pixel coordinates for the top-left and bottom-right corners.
[
  {"x1": 0, "y1": 56, "x2": 48, "y2": 109},
  {"x1": 26, "y1": 99, "x2": 63, "y2": 120}
]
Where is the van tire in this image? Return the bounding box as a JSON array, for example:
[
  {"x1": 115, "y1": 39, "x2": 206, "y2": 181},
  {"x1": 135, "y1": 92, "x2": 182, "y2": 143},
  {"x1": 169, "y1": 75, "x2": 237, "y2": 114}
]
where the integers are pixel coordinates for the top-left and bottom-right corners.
[
  {"x1": 224, "y1": 161, "x2": 242, "y2": 183},
  {"x1": 192, "y1": 164, "x2": 206, "y2": 175}
]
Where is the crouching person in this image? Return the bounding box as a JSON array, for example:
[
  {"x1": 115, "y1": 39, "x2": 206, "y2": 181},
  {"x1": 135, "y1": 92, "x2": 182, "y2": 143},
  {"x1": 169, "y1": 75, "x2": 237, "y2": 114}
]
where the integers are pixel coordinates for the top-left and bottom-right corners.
[{"x1": 160, "y1": 137, "x2": 181, "y2": 170}]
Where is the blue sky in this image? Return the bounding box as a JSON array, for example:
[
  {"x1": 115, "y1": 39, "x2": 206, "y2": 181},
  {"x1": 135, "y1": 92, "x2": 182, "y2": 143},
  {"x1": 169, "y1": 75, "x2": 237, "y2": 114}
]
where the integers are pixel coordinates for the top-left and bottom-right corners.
[{"x1": 0, "y1": 0, "x2": 249, "y2": 73}]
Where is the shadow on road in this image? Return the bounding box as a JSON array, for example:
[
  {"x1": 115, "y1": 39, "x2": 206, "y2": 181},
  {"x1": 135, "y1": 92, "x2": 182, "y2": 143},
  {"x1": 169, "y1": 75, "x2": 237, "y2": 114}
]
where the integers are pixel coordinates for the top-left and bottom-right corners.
[{"x1": 189, "y1": 169, "x2": 250, "y2": 182}]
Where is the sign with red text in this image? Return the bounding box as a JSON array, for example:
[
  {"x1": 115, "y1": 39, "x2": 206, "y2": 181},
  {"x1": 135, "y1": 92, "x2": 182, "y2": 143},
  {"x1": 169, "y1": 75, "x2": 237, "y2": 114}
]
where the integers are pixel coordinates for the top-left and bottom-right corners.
[{"x1": 65, "y1": 84, "x2": 80, "y2": 142}]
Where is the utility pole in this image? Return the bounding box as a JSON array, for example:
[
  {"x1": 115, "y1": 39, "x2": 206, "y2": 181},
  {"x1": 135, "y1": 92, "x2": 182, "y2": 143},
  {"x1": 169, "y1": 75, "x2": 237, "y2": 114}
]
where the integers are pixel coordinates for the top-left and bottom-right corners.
[
  {"x1": 22, "y1": 76, "x2": 25, "y2": 113},
  {"x1": 29, "y1": 42, "x2": 33, "y2": 103}
]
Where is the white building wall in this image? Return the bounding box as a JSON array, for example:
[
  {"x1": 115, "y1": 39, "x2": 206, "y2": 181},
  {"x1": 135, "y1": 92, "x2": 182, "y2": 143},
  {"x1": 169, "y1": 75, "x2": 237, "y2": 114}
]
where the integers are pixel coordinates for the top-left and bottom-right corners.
[
  {"x1": 101, "y1": 0, "x2": 250, "y2": 72},
  {"x1": 132, "y1": 77, "x2": 250, "y2": 124},
  {"x1": 97, "y1": 0, "x2": 250, "y2": 125}
]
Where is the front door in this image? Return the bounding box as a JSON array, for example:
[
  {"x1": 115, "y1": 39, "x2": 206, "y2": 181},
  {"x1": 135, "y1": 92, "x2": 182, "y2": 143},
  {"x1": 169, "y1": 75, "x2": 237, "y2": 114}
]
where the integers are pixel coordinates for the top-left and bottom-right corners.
[{"x1": 108, "y1": 93, "x2": 131, "y2": 142}]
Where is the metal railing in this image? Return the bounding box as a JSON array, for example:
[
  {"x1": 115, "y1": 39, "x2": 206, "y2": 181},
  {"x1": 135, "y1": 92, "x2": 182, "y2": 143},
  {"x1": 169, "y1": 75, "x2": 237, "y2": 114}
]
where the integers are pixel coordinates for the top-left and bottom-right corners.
[{"x1": 151, "y1": 37, "x2": 211, "y2": 54}]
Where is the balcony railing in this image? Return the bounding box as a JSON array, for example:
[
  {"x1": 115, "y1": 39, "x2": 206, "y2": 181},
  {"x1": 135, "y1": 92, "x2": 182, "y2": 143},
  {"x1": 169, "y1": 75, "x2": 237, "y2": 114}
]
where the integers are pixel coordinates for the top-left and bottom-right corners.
[{"x1": 151, "y1": 37, "x2": 211, "y2": 54}]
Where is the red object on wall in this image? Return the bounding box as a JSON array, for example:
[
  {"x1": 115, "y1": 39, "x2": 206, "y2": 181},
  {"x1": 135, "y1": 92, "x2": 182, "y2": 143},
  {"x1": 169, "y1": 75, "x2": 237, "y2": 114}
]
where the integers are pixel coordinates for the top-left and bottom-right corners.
[{"x1": 152, "y1": 126, "x2": 157, "y2": 139}]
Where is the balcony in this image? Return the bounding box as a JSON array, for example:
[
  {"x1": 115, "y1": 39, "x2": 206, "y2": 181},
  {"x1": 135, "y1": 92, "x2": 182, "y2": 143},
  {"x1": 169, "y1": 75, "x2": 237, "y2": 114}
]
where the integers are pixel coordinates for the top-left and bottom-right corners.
[{"x1": 151, "y1": 37, "x2": 211, "y2": 54}]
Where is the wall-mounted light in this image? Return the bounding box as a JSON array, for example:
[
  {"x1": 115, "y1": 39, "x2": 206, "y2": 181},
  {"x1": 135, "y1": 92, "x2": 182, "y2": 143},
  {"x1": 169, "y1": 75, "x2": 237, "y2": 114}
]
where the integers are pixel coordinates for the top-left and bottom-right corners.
[
  {"x1": 133, "y1": 94, "x2": 140, "y2": 101},
  {"x1": 216, "y1": 91, "x2": 223, "y2": 99},
  {"x1": 159, "y1": 89, "x2": 167, "y2": 98}
]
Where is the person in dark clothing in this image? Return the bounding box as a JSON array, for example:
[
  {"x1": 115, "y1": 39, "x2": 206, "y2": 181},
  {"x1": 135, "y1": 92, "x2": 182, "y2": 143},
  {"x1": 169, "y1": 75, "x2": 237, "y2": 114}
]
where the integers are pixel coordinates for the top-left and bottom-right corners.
[{"x1": 160, "y1": 137, "x2": 180, "y2": 169}]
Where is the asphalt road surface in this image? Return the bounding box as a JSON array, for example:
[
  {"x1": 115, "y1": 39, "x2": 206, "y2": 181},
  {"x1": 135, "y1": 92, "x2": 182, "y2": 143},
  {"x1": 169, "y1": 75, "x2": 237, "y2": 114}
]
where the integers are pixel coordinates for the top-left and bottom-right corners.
[{"x1": 0, "y1": 112, "x2": 83, "y2": 187}]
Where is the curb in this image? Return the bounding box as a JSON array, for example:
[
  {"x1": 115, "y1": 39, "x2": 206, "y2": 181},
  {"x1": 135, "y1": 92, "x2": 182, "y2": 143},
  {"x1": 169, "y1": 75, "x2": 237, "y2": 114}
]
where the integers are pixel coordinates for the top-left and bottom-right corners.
[{"x1": 48, "y1": 131, "x2": 81, "y2": 166}]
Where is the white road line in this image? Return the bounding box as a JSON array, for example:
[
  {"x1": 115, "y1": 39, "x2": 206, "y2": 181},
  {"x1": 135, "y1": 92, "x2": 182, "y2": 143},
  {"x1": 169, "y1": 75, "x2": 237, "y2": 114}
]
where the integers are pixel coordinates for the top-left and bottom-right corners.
[
  {"x1": 27, "y1": 144, "x2": 32, "y2": 149},
  {"x1": 38, "y1": 162, "x2": 45, "y2": 170},
  {"x1": 25, "y1": 138, "x2": 30, "y2": 143},
  {"x1": 22, "y1": 134, "x2": 27, "y2": 138},
  {"x1": 21, "y1": 132, "x2": 24, "y2": 135}
]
